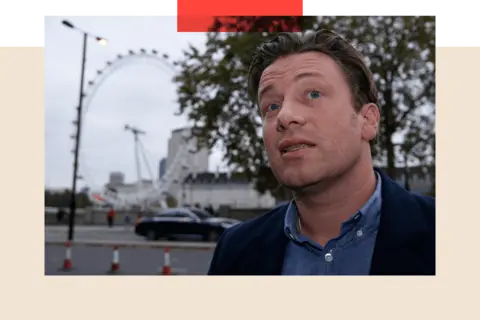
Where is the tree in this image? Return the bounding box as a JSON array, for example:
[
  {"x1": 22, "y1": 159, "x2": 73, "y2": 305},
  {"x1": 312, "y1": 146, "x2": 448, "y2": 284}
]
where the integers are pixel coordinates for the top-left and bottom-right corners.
[
  {"x1": 172, "y1": 16, "x2": 435, "y2": 199},
  {"x1": 44, "y1": 188, "x2": 92, "y2": 208},
  {"x1": 165, "y1": 194, "x2": 178, "y2": 207},
  {"x1": 396, "y1": 111, "x2": 435, "y2": 190}
]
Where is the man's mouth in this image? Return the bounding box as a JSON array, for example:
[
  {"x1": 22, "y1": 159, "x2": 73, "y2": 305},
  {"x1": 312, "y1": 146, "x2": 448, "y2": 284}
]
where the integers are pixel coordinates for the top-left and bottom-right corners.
[{"x1": 281, "y1": 144, "x2": 314, "y2": 154}]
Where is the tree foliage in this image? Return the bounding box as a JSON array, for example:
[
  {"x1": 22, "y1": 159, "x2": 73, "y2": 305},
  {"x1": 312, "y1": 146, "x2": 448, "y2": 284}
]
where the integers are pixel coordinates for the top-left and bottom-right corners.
[
  {"x1": 165, "y1": 194, "x2": 178, "y2": 207},
  {"x1": 44, "y1": 189, "x2": 92, "y2": 208},
  {"x1": 171, "y1": 16, "x2": 435, "y2": 199}
]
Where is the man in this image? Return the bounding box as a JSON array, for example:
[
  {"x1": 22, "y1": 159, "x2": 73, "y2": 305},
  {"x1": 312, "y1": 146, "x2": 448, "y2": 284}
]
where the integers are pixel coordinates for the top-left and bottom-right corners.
[{"x1": 207, "y1": 30, "x2": 435, "y2": 276}]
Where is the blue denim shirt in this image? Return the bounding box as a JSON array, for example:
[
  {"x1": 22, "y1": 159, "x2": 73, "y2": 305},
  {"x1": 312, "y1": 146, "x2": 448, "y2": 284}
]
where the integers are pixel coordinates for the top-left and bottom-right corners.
[{"x1": 281, "y1": 172, "x2": 382, "y2": 275}]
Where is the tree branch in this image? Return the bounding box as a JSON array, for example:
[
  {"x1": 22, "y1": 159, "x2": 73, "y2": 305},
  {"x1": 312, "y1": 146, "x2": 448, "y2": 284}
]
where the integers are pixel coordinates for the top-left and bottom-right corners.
[{"x1": 395, "y1": 79, "x2": 434, "y2": 127}]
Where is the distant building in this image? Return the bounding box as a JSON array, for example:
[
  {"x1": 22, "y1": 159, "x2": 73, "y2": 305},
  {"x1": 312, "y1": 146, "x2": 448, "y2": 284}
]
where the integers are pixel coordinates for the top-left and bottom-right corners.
[
  {"x1": 106, "y1": 179, "x2": 154, "y2": 194},
  {"x1": 166, "y1": 127, "x2": 210, "y2": 196},
  {"x1": 166, "y1": 127, "x2": 209, "y2": 173},
  {"x1": 179, "y1": 171, "x2": 276, "y2": 209},
  {"x1": 80, "y1": 186, "x2": 90, "y2": 194},
  {"x1": 109, "y1": 171, "x2": 125, "y2": 186},
  {"x1": 177, "y1": 165, "x2": 434, "y2": 210},
  {"x1": 45, "y1": 187, "x2": 69, "y2": 194},
  {"x1": 158, "y1": 158, "x2": 167, "y2": 179}
]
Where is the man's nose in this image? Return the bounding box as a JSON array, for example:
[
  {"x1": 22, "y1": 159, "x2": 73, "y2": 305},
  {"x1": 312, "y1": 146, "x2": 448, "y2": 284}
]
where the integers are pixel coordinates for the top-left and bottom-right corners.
[{"x1": 276, "y1": 100, "x2": 306, "y2": 132}]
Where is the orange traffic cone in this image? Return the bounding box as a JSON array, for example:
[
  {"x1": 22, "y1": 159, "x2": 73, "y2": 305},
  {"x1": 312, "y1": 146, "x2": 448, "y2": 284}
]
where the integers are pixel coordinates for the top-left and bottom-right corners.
[
  {"x1": 59, "y1": 241, "x2": 73, "y2": 271},
  {"x1": 108, "y1": 246, "x2": 120, "y2": 274},
  {"x1": 160, "y1": 247, "x2": 172, "y2": 275}
]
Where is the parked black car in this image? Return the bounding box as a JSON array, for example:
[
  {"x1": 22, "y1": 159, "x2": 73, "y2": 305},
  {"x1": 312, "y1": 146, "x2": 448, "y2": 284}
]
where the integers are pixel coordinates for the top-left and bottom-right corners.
[{"x1": 134, "y1": 207, "x2": 241, "y2": 242}]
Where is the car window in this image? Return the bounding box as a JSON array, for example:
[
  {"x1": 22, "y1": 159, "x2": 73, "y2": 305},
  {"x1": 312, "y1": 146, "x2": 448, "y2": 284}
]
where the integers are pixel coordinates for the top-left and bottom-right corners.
[
  {"x1": 173, "y1": 212, "x2": 190, "y2": 218},
  {"x1": 158, "y1": 212, "x2": 190, "y2": 218},
  {"x1": 190, "y1": 209, "x2": 212, "y2": 219},
  {"x1": 156, "y1": 213, "x2": 177, "y2": 218}
]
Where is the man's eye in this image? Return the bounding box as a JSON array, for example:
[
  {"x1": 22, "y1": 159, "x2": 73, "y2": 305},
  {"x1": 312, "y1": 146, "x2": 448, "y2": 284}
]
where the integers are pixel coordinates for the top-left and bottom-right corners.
[
  {"x1": 307, "y1": 90, "x2": 321, "y2": 100},
  {"x1": 267, "y1": 103, "x2": 280, "y2": 112}
]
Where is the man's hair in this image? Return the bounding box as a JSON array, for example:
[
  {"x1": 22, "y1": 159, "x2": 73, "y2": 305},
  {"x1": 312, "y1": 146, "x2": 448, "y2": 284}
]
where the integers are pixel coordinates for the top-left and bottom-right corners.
[{"x1": 248, "y1": 30, "x2": 379, "y2": 113}]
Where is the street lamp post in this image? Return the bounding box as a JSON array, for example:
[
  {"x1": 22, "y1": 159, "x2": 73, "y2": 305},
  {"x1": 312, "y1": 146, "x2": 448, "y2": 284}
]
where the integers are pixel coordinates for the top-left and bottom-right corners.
[{"x1": 62, "y1": 20, "x2": 106, "y2": 241}]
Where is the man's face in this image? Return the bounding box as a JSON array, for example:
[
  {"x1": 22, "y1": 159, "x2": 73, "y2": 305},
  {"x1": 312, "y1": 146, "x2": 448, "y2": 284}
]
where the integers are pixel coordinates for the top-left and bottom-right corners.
[{"x1": 258, "y1": 51, "x2": 376, "y2": 191}]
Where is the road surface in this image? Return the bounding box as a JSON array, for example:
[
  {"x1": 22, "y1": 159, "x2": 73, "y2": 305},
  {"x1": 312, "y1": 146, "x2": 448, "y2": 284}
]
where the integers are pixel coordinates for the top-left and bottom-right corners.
[
  {"x1": 45, "y1": 243, "x2": 214, "y2": 275},
  {"x1": 45, "y1": 225, "x2": 143, "y2": 242},
  {"x1": 45, "y1": 225, "x2": 216, "y2": 275}
]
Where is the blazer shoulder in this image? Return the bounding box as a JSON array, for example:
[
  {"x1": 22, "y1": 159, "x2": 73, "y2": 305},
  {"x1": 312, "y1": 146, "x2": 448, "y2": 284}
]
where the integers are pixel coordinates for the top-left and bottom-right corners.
[
  {"x1": 409, "y1": 192, "x2": 435, "y2": 223},
  {"x1": 207, "y1": 204, "x2": 288, "y2": 275},
  {"x1": 220, "y1": 204, "x2": 287, "y2": 248}
]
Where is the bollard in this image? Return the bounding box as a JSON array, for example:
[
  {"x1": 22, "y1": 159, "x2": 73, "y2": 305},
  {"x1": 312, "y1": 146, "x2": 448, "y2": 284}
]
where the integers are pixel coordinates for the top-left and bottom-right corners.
[
  {"x1": 159, "y1": 247, "x2": 172, "y2": 275},
  {"x1": 107, "y1": 246, "x2": 120, "y2": 274},
  {"x1": 59, "y1": 241, "x2": 73, "y2": 271}
]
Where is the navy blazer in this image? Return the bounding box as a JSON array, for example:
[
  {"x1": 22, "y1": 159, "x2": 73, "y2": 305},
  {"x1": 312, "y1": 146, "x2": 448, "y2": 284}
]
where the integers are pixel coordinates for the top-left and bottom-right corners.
[{"x1": 207, "y1": 169, "x2": 435, "y2": 275}]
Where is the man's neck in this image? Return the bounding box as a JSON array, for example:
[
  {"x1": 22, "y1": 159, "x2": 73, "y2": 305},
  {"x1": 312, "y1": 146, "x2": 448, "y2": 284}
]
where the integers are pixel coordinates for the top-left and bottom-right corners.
[{"x1": 293, "y1": 157, "x2": 377, "y2": 245}]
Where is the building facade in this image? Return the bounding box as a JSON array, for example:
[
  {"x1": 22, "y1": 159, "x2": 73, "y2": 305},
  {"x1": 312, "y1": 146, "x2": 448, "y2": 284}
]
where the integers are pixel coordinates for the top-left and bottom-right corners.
[
  {"x1": 108, "y1": 171, "x2": 125, "y2": 185},
  {"x1": 178, "y1": 172, "x2": 276, "y2": 209},
  {"x1": 175, "y1": 166, "x2": 434, "y2": 210},
  {"x1": 166, "y1": 127, "x2": 209, "y2": 173}
]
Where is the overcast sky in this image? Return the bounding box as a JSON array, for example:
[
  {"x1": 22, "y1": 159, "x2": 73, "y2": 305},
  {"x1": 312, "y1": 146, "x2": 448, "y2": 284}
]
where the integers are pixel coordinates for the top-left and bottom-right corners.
[{"x1": 45, "y1": 16, "x2": 226, "y2": 190}]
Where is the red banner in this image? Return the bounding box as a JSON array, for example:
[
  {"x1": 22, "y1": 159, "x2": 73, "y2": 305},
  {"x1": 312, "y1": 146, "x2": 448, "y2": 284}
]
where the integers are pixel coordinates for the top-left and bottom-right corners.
[
  {"x1": 176, "y1": 0, "x2": 305, "y2": 17},
  {"x1": 177, "y1": 0, "x2": 303, "y2": 32}
]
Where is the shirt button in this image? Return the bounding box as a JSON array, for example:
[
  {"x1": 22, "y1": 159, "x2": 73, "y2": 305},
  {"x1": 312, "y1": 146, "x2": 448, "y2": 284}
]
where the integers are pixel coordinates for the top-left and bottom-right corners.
[
  {"x1": 356, "y1": 229, "x2": 364, "y2": 237},
  {"x1": 324, "y1": 253, "x2": 334, "y2": 263}
]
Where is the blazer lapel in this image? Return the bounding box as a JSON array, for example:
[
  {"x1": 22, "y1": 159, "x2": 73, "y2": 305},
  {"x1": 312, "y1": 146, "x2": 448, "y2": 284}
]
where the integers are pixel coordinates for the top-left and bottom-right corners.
[
  {"x1": 370, "y1": 169, "x2": 434, "y2": 275},
  {"x1": 234, "y1": 209, "x2": 289, "y2": 275}
]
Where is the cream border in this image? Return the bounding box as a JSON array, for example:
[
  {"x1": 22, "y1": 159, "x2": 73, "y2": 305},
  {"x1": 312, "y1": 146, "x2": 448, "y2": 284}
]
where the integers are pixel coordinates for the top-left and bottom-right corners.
[{"x1": 0, "y1": 46, "x2": 473, "y2": 318}]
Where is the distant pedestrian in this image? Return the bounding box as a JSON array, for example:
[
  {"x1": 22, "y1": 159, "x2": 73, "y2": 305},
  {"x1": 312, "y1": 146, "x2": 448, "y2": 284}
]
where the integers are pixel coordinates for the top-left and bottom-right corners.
[
  {"x1": 136, "y1": 209, "x2": 144, "y2": 225},
  {"x1": 107, "y1": 206, "x2": 116, "y2": 227},
  {"x1": 56, "y1": 208, "x2": 65, "y2": 224}
]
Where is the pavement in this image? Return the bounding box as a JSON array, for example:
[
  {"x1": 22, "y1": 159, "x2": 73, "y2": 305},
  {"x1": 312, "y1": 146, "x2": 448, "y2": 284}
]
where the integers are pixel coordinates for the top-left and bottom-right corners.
[
  {"x1": 45, "y1": 225, "x2": 216, "y2": 275},
  {"x1": 45, "y1": 225, "x2": 143, "y2": 242}
]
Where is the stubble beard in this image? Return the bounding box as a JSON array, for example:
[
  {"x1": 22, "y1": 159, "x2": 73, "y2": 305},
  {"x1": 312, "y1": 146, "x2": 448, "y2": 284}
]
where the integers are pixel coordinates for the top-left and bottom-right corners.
[{"x1": 274, "y1": 152, "x2": 361, "y2": 199}]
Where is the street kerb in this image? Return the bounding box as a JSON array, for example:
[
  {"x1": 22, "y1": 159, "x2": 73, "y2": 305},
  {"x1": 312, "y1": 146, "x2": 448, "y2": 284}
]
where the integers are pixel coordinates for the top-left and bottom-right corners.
[{"x1": 45, "y1": 239, "x2": 217, "y2": 251}]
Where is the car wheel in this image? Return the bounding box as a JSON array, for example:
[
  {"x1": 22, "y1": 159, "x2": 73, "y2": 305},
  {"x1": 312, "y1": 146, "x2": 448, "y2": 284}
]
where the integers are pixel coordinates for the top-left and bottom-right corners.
[
  {"x1": 146, "y1": 230, "x2": 157, "y2": 241},
  {"x1": 205, "y1": 229, "x2": 220, "y2": 242}
]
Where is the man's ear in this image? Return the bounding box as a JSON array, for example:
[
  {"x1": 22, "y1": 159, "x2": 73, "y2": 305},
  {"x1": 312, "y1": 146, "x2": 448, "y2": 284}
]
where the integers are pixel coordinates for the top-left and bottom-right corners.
[{"x1": 360, "y1": 103, "x2": 380, "y2": 142}]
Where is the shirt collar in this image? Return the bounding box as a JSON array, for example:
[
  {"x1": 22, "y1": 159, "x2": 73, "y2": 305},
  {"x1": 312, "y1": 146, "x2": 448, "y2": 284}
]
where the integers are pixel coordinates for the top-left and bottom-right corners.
[{"x1": 284, "y1": 171, "x2": 383, "y2": 242}]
